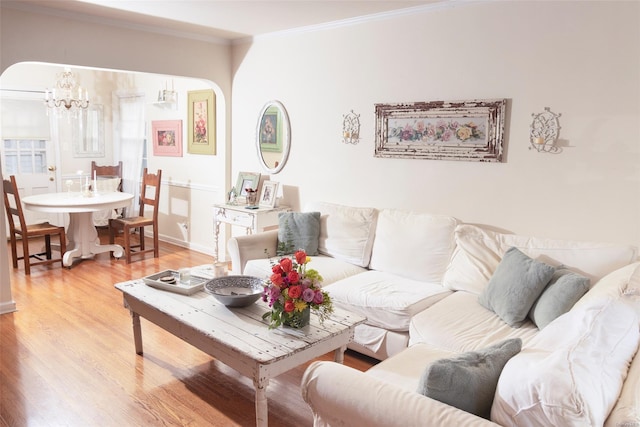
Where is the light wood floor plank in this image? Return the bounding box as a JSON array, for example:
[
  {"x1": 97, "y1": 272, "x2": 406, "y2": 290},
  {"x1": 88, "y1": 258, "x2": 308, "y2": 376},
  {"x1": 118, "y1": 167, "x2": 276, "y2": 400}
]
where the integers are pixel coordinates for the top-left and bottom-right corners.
[{"x1": 2, "y1": 232, "x2": 376, "y2": 426}]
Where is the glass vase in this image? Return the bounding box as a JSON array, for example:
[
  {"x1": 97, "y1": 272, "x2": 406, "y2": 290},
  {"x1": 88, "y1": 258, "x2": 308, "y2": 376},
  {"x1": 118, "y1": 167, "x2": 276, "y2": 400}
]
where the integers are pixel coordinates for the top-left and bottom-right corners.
[
  {"x1": 283, "y1": 307, "x2": 310, "y2": 328},
  {"x1": 246, "y1": 191, "x2": 258, "y2": 207}
]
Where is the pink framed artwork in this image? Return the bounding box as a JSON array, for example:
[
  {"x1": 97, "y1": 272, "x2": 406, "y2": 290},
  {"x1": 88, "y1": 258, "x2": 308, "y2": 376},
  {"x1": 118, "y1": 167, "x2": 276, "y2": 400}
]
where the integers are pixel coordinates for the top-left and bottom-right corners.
[{"x1": 152, "y1": 120, "x2": 183, "y2": 157}]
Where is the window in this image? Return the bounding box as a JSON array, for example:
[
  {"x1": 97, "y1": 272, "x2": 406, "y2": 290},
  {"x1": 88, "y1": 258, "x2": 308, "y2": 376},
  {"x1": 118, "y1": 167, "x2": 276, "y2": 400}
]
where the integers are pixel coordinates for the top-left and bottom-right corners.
[{"x1": 3, "y1": 139, "x2": 47, "y2": 175}]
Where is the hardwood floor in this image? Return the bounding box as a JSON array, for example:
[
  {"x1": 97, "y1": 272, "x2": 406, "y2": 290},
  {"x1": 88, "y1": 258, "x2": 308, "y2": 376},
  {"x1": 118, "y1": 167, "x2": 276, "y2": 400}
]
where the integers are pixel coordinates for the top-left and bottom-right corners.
[{"x1": 1, "y1": 232, "x2": 376, "y2": 426}]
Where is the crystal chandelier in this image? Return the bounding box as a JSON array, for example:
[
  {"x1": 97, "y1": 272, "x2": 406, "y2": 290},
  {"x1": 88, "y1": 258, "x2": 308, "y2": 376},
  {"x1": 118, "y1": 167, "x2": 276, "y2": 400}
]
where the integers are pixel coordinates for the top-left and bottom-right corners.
[{"x1": 44, "y1": 67, "x2": 89, "y2": 114}]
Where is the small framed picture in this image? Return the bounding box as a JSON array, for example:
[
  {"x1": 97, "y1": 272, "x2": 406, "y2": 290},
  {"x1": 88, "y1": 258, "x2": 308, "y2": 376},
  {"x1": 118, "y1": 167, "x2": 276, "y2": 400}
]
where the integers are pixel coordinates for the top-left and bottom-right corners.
[
  {"x1": 234, "y1": 171, "x2": 260, "y2": 197},
  {"x1": 152, "y1": 120, "x2": 182, "y2": 157},
  {"x1": 259, "y1": 181, "x2": 279, "y2": 208}
]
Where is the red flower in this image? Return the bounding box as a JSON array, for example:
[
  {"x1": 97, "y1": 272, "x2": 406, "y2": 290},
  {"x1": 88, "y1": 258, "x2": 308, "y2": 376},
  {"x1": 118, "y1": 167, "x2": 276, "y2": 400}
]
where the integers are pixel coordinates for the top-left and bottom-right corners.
[
  {"x1": 295, "y1": 250, "x2": 307, "y2": 265},
  {"x1": 280, "y1": 258, "x2": 293, "y2": 273},
  {"x1": 288, "y1": 285, "x2": 302, "y2": 299},
  {"x1": 284, "y1": 300, "x2": 295, "y2": 312},
  {"x1": 272, "y1": 264, "x2": 283, "y2": 274},
  {"x1": 270, "y1": 273, "x2": 284, "y2": 288},
  {"x1": 288, "y1": 271, "x2": 300, "y2": 284}
]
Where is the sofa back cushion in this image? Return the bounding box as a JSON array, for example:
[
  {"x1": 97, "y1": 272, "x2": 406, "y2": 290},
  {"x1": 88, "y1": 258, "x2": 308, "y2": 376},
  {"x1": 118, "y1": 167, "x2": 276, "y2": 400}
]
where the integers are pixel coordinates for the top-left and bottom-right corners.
[
  {"x1": 491, "y1": 297, "x2": 640, "y2": 426},
  {"x1": 304, "y1": 201, "x2": 378, "y2": 268},
  {"x1": 369, "y1": 209, "x2": 458, "y2": 282},
  {"x1": 443, "y1": 224, "x2": 638, "y2": 295}
]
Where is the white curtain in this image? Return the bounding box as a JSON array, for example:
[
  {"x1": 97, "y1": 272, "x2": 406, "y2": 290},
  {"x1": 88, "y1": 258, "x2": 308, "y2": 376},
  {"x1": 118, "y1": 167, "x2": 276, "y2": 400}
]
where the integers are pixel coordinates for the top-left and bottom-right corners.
[{"x1": 112, "y1": 92, "x2": 145, "y2": 217}]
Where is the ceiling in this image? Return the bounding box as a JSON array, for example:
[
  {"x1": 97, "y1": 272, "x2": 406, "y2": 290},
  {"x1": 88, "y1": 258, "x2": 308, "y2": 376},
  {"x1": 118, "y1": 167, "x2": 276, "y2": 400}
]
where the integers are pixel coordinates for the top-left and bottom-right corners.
[{"x1": 7, "y1": 0, "x2": 448, "y2": 42}]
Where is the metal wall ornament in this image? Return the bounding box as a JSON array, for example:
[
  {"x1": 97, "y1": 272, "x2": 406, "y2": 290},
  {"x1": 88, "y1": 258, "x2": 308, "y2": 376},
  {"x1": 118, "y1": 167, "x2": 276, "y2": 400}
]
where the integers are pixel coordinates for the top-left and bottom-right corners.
[
  {"x1": 374, "y1": 99, "x2": 507, "y2": 162},
  {"x1": 530, "y1": 107, "x2": 562, "y2": 154},
  {"x1": 342, "y1": 110, "x2": 360, "y2": 144}
]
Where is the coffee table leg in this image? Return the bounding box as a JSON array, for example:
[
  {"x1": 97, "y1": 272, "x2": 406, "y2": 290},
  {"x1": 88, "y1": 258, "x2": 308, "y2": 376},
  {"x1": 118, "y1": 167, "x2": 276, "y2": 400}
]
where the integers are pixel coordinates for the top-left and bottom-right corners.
[
  {"x1": 334, "y1": 344, "x2": 347, "y2": 364},
  {"x1": 253, "y1": 376, "x2": 269, "y2": 427},
  {"x1": 131, "y1": 311, "x2": 144, "y2": 355}
]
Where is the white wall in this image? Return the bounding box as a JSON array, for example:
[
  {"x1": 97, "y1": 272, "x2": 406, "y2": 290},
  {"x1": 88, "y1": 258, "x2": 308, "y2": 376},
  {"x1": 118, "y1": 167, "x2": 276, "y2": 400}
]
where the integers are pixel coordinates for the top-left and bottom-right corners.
[{"x1": 231, "y1": 1, "x2": 640, "y2": 249}]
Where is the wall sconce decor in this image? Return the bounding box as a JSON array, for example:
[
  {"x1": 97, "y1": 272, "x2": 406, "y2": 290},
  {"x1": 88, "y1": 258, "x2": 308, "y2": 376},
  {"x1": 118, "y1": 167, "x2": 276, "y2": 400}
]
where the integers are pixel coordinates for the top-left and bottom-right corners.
[
  {"x1": 154, "y1": 80, "x2": 178, "y2": 110},
  {"x1": 44, "y1": 67, "x2": 89, "y2": 116},
  {"x1": 530, "y1": 107, "x2": 562, "y2": 154},
  {"x1": 342, "y1": 110, "x2": 360, "y2": 144}
]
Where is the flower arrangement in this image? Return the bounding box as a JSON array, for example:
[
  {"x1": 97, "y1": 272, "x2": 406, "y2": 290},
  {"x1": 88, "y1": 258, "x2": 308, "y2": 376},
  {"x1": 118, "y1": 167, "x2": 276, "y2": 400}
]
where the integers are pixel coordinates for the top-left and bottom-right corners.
[
  {"x1": 262, "y1": 250, "x2": 333, "y2": 329},
  {"x1": 390, "y1": 119, "x2": 485, "y2": 143}
]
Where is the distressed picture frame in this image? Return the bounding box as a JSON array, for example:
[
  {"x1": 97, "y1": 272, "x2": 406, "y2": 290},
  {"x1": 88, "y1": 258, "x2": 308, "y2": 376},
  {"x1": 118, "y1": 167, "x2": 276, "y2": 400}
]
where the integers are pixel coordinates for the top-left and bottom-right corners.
[
  {"x1": 187, "y1": 89, "x2": 216, "y2": 155},
  {"x1": 234, "y1": 171, "x2": 261, "y2": 198},
  {"x1": 374, "y1": 99, "x2": 507, "y2": 162},
  {"x1": 259, "y1": 181, "x2": 279, "y2": 208},
  {"x1": 152, "y1": 120, "x2": 182, "y2": 157}
]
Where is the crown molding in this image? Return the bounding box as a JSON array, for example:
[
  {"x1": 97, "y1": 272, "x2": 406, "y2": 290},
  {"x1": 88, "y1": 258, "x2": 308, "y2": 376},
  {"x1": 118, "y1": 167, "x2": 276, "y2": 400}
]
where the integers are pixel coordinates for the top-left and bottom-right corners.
[{"x1": 236, "y1": 0, "x2": 482, "y2": 45}]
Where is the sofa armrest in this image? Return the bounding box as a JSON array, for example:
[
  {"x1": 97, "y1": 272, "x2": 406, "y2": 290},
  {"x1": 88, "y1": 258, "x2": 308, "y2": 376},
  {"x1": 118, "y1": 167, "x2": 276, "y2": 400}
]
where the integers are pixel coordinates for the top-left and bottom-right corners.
[
  {"x1": 301, "y1": 361, "x2": 500, "y2": 427},
  {"x1": 227, "y1": 230, "x2": 279, "y2": 274}
]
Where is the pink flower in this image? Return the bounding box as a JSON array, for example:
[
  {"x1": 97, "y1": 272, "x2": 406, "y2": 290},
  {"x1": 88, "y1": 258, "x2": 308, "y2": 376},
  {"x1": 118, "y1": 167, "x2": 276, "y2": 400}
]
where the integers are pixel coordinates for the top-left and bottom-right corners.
[
  {"x1": 313, "y1": 290, "x2": 324, "y2": 304},
  {"x1": 302, "y1": 288, "x2": 315, "y2": 303}
]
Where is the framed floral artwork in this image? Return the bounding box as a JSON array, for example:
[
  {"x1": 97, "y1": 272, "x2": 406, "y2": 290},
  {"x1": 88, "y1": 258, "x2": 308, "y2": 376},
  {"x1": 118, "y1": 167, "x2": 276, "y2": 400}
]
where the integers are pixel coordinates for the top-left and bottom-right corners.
[
  {"x1": 259, "y1": 181, "x2": 279, "y2": 208},
  {"x1": 187, "y1": 89, "x2": 216, "y2": 155},
  {"x1": 152, "y1": 120, "x2": 182, "y2": 157},
  {"x1": 374, "y1": 99, "x2": 507, "y2": 162}
]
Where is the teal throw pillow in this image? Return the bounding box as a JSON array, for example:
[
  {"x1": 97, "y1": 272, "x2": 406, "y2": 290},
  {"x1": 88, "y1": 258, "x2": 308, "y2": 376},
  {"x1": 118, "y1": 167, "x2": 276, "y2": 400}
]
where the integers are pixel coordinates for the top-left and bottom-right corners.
[
  {"x1": 528, "y1": 268, "x2": 590, "y2": 329},
  {"x1": 417, "y1": 338, "x2": 523, "y2": 419},
  {"x1": 478, "y1": 247, "x2": 555, "y2": 327},
  {"x1": 277, "y1": 212, "x2": 321, "y2": 256}
]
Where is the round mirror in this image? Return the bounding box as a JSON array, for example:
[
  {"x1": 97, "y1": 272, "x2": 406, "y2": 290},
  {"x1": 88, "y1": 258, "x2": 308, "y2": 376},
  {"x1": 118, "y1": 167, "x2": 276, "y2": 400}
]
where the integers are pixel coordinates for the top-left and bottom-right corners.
[{"x1": 256, "y1": 100, "x2": 290, "y2": 174}]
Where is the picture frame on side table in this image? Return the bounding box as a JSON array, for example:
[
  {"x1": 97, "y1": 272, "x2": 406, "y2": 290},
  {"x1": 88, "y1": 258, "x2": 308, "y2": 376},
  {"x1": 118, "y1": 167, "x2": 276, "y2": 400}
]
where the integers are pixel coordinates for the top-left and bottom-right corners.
[
  {"x1": 259, "y1": 181, "x2": 279, "y2": 208},
  {"x1": 374, "y1": 98, "x2": 507, "y2": 162},
  {"x1": 187, "y1": 89, "x2": 216, "y2": 155},
  {"x1": 152, "y1": 120, "x2": 183, "y2": 157},
  {"x1": 234, "y1": 172, "x2": 261, "y2": 198}
]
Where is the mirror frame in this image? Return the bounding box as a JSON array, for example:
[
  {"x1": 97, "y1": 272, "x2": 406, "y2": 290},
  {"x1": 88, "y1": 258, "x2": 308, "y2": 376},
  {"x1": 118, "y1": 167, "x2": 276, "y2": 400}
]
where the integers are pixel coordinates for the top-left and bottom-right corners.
[{"x1": 256, "y1": 100, "x2": 290, "y2": 174}]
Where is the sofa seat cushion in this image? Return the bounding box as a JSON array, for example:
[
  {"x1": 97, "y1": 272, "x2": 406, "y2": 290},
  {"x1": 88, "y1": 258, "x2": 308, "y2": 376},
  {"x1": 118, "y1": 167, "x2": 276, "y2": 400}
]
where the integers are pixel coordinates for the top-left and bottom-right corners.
[
  {"x1": 409, "y1": 291, "x2": 539, "y2": 352},
  {"x1": 324, "y1": 270, "x2": 452, "y2": 331},
  {"x1": 369, "y1": 209, "x2": 458, "y2": 282},
  {"x1": 350, "y1": 324, "x2": 409, "y2": 361},
  {"x1": 443, "y1": 224, "x2": 638, "y2": 295},
  {"x1": 243, "y1": 255, "x2": 367, "y2": 286},
  {"x1": 304, "y1": 201, "x2": 378, "y2": 267},
  {"x1": 366, "y1": 343, "x2": 458, "y2": 392},
  {"x1": 491, "y1": 298, "x2": 640, "y2": 426}
]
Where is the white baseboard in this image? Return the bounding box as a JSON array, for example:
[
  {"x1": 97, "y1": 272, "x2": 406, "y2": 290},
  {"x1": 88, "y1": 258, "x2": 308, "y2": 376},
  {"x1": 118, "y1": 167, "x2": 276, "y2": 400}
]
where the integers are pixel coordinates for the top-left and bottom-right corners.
[{"x1": 0, "y1": 300, "x2": 17, "y2": 315}]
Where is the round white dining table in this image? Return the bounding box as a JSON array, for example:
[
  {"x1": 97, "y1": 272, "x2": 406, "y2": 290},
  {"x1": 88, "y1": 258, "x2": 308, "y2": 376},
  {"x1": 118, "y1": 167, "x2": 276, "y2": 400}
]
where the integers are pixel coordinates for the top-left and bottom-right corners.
[{"x1": 22, "y1": 191, "x2": 134, "y2": 267}]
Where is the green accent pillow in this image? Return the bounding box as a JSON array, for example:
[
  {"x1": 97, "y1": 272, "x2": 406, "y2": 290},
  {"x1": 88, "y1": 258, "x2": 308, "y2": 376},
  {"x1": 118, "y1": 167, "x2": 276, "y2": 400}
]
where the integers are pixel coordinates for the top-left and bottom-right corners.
[
  {"x1": 417, "y1": 338, "x2": 523, "y2": 419},
  {"x1": 478, "y1": 247, "x2": 555, "y2": 327},
  {"x1": 277, "y1": 212, "x2": 321, "y2": 256},
  {"x1": 528, "y1": 268, "x2": 590, "y2": 329}
]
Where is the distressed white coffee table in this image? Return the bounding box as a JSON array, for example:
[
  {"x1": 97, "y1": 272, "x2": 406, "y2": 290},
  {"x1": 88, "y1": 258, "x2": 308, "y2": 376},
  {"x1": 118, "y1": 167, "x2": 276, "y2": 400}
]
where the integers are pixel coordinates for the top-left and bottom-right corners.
[{"x1": 115, "y1": 278, "x2": 365, "y2": 427}]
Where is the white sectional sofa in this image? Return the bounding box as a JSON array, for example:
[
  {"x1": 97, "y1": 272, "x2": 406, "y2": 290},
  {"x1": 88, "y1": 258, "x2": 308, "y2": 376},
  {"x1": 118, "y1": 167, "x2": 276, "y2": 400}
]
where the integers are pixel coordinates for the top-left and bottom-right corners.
[{"x1": 227, "y1": 201, "x2": 640, "y2": 426}]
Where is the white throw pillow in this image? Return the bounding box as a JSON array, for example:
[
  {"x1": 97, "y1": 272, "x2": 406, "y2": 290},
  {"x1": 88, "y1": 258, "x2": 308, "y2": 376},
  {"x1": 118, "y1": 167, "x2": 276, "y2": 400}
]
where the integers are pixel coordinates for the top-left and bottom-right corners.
[
  {"x1": 491, "y1": 298, "x2": 640, "y2": 426},
  {"x1": 304, "y1": 202, "x2": 377, "y2": 267},
  {"x1": 443, "y1": 224, "x2": 638, "y2": 295},
  {"x1": 369, "y1": 209, "x2": 458, "y2": 283}
]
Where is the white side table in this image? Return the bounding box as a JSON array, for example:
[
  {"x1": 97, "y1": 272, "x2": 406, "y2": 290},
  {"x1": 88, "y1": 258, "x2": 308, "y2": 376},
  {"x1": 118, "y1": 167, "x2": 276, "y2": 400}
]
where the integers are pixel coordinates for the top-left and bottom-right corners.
[{"x1": 212, "y1": 203, "x2": 290, "y2": 261}]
